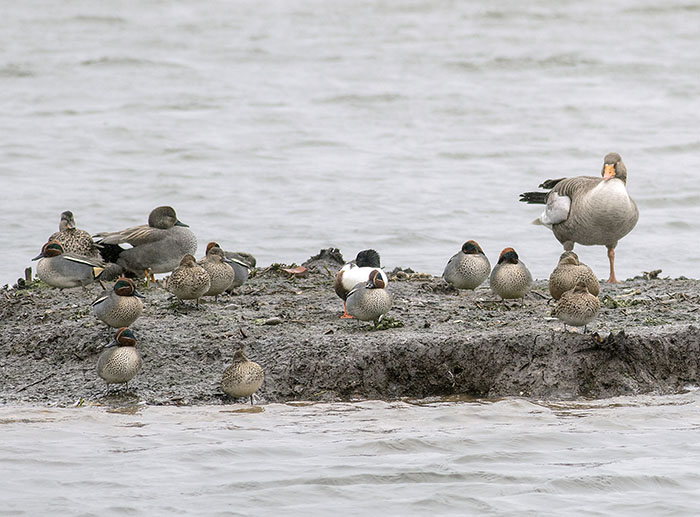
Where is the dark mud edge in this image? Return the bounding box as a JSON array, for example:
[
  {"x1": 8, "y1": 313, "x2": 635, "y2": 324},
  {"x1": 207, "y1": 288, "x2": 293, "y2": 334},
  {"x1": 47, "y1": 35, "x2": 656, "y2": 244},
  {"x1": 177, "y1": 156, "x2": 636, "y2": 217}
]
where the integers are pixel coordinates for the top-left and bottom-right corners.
[{"x1": 2, "y1": 249, "x2": 699, "y2": 406}]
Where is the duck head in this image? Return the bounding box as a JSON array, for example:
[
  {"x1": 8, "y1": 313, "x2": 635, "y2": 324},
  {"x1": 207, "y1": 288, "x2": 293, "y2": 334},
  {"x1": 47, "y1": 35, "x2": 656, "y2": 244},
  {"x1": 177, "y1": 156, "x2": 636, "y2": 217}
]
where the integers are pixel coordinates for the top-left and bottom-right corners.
[
  {"x1": 366, "y1": 269, "x2": 386, "y2": 289},
  {"x1": 356, "y1": 249, "x2": 381, "y2": 268},
  {"x1": 179, "y1": 254, "x2": 197, "y2": 267},
  {"x1": 462, "y1": 240, "x2": 484, "y2": 255},
  {"x1": 497, "y1": 247, "x2": 520, "y2": 265},
  {"x1": 206, "y1": 241, "x2": 222, "y2": 254},
  {"x1": 115, "y1": 327, "x2": 137, "y2": 347},
  {"x1": 558, "y1": 251, "x2": 580, "y2": 266},
  {"x1": 59, "y1": 211, "x2": 76, "y2": 231},
  {"x1": 148, "y1": 206, "x2": 189, "y2": 229},
  {"x1": 573, "y1": 281, "x2": 590, "y2": 294},
  {"x1": 602, "y1": 153, "x2": 627, "y2": 183},
  {"x1": 114, "y1": 277, "x2": 144, "y2": 298},
  {"x1": 33, "y1": 241, "x2": 64, "y2": 260},
  {"x1": 233, "y1": 348, "x2": 249, "y2": 363},
  {"x1": 207, "y1": 246, "x2": 226, "y2": 263}
]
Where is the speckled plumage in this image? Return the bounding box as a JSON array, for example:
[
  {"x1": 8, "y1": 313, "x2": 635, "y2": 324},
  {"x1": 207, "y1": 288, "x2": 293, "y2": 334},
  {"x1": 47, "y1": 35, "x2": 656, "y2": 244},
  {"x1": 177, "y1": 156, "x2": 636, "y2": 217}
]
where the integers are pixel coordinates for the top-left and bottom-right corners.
[
  {"x1": 33, "y1": 241, "x2": 105, "y2": 288},
  {"x1": 548, "y1": 251, "x2": 600, "y2": 300},
  {"x1": 553, "y1": 282, "x2": 600, "y2": 330},
  {"x1": 167, "y1": 254, "x2": 211, "y2": 304},
  {"x1": 346, "y1": 269, "x2": 392, "y2": 324},
  {"x1": 97, "y1": 328, "x2": 142, "y2": 387},
  {"x1": 49, "y1": 211, "x2": 100, "y2": 258},
  {"x1": 92, "y1": 278, "x2": 144, "y2": 328},
  {"x1": 94, "y1": 206, "x2": 197, "y2": 276},
  {"x1": 221, "y1": 349, "x2": 264, "y2": 403},
  {"x1": 489, "y1": 248, "x2": 533, "y2": 301},
  {"x1": 199, "y1": 244, "x2": 235, "y2": 298},
  {"x1": 442, "y1": 240, "x2": 491, "y2": 290}
]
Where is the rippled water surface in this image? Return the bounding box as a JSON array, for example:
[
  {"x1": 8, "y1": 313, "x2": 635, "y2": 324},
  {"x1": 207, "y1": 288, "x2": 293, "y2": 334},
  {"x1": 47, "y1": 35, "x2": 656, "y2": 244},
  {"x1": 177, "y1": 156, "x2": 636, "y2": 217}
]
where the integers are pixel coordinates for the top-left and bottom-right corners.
[
  {"x1": 2, "y1": 0, "x2": 700, "y2": 284},
  {"x1": 3, "y1": 395, "x2": 700, "y2": 515}
]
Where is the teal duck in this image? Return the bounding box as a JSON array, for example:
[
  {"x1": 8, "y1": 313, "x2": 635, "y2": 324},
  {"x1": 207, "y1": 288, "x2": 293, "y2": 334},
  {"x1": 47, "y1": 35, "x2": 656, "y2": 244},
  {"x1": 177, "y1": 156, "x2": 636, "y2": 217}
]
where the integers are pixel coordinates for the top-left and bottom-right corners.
[
  {"x1": 32, "y1": 241, "x2": 105, "y2": 288},
  {"x1": 96, "y1": 327, "x2": 143, "y2": 389},
  {"x1": 442, "y1": 240, "x2": 491, "y2": 291},
  {"x1": 92, "y1": 278, "x2": 144, "y2": 328},
  {"x1": 548, "y1": 251, "x2": 600, "y2": 300},
  {"x1": 221, "y1": 348, "x2": 264, "y2": 404},
  {"x1": 489, "y1": 247, "x2": 533, "y2": 303},
  {"x1": 167, "y1": 254, "x2": 211, "y2": 307},
  {"x1": 334, "y1": 249, "x2": 388, "y2": 318},
  {"x1": 346, "y1": 269, "x2": 393, "y2": 326},
  {"x1": 49, "y1": 210, "x2": 100, "y2": 258}
]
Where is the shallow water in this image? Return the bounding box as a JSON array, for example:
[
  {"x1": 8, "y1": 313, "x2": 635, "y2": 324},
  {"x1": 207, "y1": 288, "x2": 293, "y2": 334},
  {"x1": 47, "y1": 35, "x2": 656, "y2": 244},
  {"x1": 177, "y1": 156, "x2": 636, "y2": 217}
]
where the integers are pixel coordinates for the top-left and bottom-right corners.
[
  {"x1": 2, "y1": 0, "x2": 700, "y2": 286},
  {"x1": 3, "y1": 393, "x2": 700, "y2": 515}
]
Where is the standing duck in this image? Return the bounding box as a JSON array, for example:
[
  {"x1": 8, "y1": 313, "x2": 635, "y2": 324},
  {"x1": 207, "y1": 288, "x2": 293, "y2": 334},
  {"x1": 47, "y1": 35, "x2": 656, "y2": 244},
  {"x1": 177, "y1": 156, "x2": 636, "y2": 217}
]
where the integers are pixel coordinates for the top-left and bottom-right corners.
[
  {"x1": 49, "y1": 211, "x2": 101, "y2": 258},
  {"x1": 92, "y1": 277, "x2": 145, "y2": 328},
  {"x1": 552, "y1": 281, "x2": 600, "y2": 332},
  {"x1": 32, "y1": 241, "x2": 105, "y2": 288},
  {"x1": 97, "y1": 327, "x2": 143, "y2": 389},
  {"x1": 346, "y1": 269, "x2": 393, "y2": 326},
  {"x1": 334, "y1": 249, "x2": 388, "y2": 318},
  {"x1": 199, "y1": 243, "x2": 236, "y2": 300},
  {"x1": 221, "y1": 348, "x2": 264, "y2": 405},
  {"x1": 548, "y1": 251, "x2": 600, "y2": 300},
  {"x1": 489, "y1": 247, "x2": 533, "y2": 303},
  {"x1": 520, "y1": 152, "x2": 639, "y2": 283},
  {"x1": 93, "y1": 206, "x2": 197, "y2": 280},
  {"x1": 167, "y1": 254, "x2": 211, "y2": 307},
  {"x1": 442, "y1": 240, "x2": 491, "y2": 291}
]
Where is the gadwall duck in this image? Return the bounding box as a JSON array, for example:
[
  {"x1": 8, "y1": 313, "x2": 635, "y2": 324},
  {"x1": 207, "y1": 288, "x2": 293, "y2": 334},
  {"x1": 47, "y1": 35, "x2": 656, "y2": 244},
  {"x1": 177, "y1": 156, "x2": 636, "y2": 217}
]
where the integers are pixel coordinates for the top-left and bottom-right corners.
[
  {"x1": 548, "y1": 251, "x2": 600, "y2": 300},
  {"x1": 49, "y1": 211, "x2": 100, "y2": 258},
  {"x1": 92, "y1": 278, "x2": 144, "y2": 328},
  {"x1": 199, "y1": 243, "x2": 236, "y2": 300},
  {"x1": 346, "y1": 269, "x2": 393, "y2": 326},
  {"x1": 221, "y1": 348, "x2": 264, "y2": 405},
  {"x1": 552, "y1": 281, "x2": 600, "y2": 332},
  {"x1": 167, "y1": 254, "x2": 211, "y2": 307},
  {"x1": 334, "y1": 249, "x2": 388, "y2": 318},
  {"x1": 32, "y1": 241, "x2": 105, "y2": 288},
  {"x1": 94, "y1": 206, "x2": 197, "y2": 279},
  {"x1": 489, "y1": 247, "x2": 533, "y2": 303},
  {"x1": 97, "y1": 327, "x2": 143, "y2": 389},
  {"x1": 442, "y1": 240, "x2": 491, "y2": 291},
  {"x1": 520, "y1": 152, "x2": 639, "y2": 283}
]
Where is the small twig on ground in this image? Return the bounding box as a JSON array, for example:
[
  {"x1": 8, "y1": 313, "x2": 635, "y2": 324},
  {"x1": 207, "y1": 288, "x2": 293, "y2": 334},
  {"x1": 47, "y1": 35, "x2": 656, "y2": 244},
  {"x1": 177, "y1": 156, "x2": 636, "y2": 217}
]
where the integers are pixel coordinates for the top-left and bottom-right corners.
[{"x1": 16, "y1": 373, "x2": 55, "y2": 393}]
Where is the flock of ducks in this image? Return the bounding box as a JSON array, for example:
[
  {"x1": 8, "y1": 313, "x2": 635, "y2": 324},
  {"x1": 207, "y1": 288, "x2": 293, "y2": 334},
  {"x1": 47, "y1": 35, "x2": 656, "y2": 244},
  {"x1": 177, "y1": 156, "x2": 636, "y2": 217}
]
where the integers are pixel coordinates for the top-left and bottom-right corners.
[{"x1": 28, "y1": 152, "x2": 639, "y2": 402}]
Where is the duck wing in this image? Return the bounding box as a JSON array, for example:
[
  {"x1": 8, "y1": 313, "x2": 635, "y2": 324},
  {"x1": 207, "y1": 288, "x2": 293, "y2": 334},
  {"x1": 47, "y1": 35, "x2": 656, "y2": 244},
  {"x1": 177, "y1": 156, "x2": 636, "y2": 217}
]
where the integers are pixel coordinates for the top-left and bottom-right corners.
[{"x1": 94, "y1": 224, "x2": 165, "y2": 246}]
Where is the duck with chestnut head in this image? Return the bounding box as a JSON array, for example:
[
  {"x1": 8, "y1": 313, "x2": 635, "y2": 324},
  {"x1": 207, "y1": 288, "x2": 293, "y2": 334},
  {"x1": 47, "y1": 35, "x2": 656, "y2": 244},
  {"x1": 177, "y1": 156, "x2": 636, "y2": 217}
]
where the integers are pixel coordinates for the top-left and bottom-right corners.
[
  {"x1": 92, "y1": 278, "x2": 145, "y2": 328},
  {"x1": 334, "y1": 249, "x2": 388, "y2": 318},
  {"x1": 520, "y1": 152, "x2": 638, "y2": 283},
  {"x1": 199, "y1": 242, "x2": 236, "y2": 300},
  {"x1": 97, "y1": 327, "x2": 143, "y2": 390},
  {"x1": 32, "y1": 241, "x2": 106, "y2": 288},
  {"x1": 443, "y1": 240, "x2": 491, "y2": 291},
  {"x1": 346, "y1": 269, "x2": 393, "y2": 327},
  {"x1": 489, "y1": 247, "x2": 533, "y2": 304}
]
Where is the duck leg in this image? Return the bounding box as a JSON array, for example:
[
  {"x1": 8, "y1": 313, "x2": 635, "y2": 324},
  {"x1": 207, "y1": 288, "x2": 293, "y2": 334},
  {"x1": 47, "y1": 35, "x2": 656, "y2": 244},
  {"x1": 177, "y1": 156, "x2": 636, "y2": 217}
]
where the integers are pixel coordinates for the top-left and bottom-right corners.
[
  {"x1": 606, "y1": 246, "x2": 619, "y2": 283},
  {"x1": 340, "y1": 300, "x2": 354, "y2": 319}
]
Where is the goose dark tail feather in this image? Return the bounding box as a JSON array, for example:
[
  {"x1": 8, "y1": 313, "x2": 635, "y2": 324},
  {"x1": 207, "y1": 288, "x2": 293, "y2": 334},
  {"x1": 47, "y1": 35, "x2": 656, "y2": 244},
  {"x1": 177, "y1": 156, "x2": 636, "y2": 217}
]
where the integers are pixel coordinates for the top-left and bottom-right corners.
[{"x1": 519, "y1": 192, "x2": 548, "y2": 204}]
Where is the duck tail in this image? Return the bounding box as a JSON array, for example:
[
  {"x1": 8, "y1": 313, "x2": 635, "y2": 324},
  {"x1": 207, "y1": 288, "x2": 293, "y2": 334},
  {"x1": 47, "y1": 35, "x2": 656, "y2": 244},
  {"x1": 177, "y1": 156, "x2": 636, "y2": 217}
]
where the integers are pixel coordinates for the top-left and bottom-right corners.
[
  {"x1": 93, "y1": 266, "x2": 105, "y2": 279},
  {"x1": 98, "y1": 242, "x2": 125, "y2": 263},
  {"x1": 519, "y1": 192, "x2": 548, "y2": 204}
]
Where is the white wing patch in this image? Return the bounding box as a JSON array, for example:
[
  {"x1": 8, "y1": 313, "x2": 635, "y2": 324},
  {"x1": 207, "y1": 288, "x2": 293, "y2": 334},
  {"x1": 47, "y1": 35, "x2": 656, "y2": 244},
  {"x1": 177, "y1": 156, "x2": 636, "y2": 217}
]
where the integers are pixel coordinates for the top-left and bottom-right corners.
[{"x1": 539, "y1": 192, "x2": 571, "y2": 228}]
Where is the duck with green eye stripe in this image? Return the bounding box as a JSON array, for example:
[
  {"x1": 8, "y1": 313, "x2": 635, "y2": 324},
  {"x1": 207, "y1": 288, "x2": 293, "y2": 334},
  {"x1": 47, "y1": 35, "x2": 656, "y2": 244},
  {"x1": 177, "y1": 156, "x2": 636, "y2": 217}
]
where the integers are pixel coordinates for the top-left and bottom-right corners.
[
  {"x1": 92, "y1": 278, "x2": 145, "y2": 328},
  {"x1": 97, "y1": 327, "x2": 143, "y2": 390},
  {"x1": 32, "y1": 241, "x2": 106, "y2": 288}
]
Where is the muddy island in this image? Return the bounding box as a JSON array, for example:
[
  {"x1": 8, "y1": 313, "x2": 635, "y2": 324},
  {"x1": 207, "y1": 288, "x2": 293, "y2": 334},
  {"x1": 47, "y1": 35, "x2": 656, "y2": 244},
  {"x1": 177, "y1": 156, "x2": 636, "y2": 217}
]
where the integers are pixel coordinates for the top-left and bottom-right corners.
[{"x1": 1, "y1": 249, "x2": 699, "y2": 406}]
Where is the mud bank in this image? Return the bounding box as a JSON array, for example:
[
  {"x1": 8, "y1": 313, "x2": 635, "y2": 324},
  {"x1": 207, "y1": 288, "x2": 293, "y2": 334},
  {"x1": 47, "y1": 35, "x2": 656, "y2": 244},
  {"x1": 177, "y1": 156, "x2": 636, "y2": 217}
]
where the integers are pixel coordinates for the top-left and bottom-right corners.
[{"x1": 1, "y1": 250, "x2": 699, "y2": 406}]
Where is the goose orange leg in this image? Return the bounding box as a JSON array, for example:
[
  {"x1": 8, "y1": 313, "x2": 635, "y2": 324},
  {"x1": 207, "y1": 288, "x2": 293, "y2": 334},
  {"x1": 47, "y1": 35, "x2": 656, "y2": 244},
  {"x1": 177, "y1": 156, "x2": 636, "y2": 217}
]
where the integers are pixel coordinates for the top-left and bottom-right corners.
[{"x1": 607, "y1": 247, "x2": 619, "y2": 283}]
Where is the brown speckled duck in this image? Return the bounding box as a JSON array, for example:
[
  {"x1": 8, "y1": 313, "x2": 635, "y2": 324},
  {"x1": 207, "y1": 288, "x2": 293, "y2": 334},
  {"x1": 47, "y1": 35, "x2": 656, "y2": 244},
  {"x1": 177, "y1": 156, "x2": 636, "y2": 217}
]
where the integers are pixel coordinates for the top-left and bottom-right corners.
[
  {"x1": 97, "y1": 327, "x2": 143, "y2": 389},
  {"x1": 520, "y1": 152, "x2": 639, "y2": 283},
  {"x1": 346, "y1": 269, "x2": 393, "y2": 326},
  {"x1": 552, "y1": 281, "x2": 600, "y2": 332},
  {"x1": 199, "y1": 242, "x2": 235, "y2": 300},
  {"x1": 549, "y1": 251, "x2": 600, "y2": 300},
  {"x1": 221, "y1": 348, "x2": 264, "y2": 405},
  {"x1": 92, "y1": 278, "x2": 144, "y2": 328},
  {"x1": 489, "y1": 247, "x2": 533, "y2": 303},
  {"x1": 167, "y1": 254, "x2": 211, "y2": 307},
  {"x1": 49, "y1": 211, "x2": 100, "y2": 258},
  {"x1": 442, "y1": 240, "x2": 491, "y2": 291}
]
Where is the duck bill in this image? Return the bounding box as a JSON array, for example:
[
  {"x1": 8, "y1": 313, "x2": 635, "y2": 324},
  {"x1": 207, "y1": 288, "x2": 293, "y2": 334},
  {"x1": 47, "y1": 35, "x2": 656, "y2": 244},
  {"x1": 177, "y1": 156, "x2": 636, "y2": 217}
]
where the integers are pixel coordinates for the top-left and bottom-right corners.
[
  {"x1": 174, "y1": 220, "x2": 189, "y2": 227},
  {"x1": 133, "y1": 291, "x2": 146, "y2": 299},
  {"x1": 603, "y1": 164, "x2": 616, "y2": 180},
  {"x1": 31, "y1": 253, "x2": 44, "y2": 261}
]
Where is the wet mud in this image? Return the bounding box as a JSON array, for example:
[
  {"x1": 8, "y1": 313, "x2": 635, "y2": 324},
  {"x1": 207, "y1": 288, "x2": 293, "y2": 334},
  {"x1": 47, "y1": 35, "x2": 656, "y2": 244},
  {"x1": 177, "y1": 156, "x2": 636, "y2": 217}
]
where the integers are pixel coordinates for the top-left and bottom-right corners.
[{"x1": 2, "y1": 249, "x2": 699, "y2": 406}]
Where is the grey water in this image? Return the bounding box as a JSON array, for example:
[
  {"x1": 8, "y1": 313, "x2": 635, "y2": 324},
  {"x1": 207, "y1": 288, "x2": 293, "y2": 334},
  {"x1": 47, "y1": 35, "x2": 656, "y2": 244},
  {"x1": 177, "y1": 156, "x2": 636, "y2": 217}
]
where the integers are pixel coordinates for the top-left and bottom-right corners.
[{"x1": 2, "y1": 1, "x2": 700, "y2": 513}]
